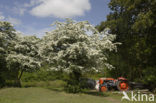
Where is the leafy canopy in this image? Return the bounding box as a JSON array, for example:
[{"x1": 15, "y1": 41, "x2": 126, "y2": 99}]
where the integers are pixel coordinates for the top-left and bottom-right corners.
[
  {"x1": 40, "y1": 19, "x2": 118, "y2": 73},
  {"x1": 0, "y1": 21, "x2": 41, "y2": 78}
]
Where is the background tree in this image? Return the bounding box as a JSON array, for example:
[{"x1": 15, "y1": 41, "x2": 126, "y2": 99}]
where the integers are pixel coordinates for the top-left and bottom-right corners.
[
  {"x1": 0, "y1": 21, "x2": 16, "y2": 87},
  {"x1": 0, "y1": 21, "x2": 41, "y2": 87},
  {"x1": 6, "y1": 35, "x2": 41, "y2": 87},
  {"x1": 97, "y1": 0, "x2": 156, "y2": 90},
  {"x1": 40, "y1": 19, "x2": 118, "y2": 92}
]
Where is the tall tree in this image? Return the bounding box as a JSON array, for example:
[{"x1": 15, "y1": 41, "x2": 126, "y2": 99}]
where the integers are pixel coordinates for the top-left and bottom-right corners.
[{"x1": 97, "y1": 0, "x2": 156, "y2": 87}]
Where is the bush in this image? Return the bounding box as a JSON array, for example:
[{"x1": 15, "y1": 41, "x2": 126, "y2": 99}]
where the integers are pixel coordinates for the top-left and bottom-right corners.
[
  {"x1": 0, "y1": 77, "x2": 5, "y2": 88},
  {"x1": 64, "y1": 84, "x2": 81, "y2": 93},
  {"x1": 22, "y1": 69, "x2": 66, "y2": 82},
  {"x1": 142, "y1": 67, "x2": 156, "y2": 92},
  {"x1": 64, "y1": 69, "x2": 82, "y2": 93},
  {"x1": 22, "y1": 80, "x2": 66, "y2": 88}
]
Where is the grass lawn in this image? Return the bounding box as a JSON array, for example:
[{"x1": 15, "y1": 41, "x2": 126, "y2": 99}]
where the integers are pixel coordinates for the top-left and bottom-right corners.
[
  {"x1": 0, "y1": 87, "x2": 155, "y2": 103},
  {"x1": 0, "y1": 87, "x2": 120, "y2": 103}
]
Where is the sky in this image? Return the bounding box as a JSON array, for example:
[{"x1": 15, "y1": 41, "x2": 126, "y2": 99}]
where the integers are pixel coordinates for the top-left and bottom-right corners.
[{"x1": 0, "y1": 0, "x2": 111, "y2": 37}]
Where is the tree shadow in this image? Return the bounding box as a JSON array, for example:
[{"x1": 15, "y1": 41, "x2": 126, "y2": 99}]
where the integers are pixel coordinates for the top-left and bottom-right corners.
[
  {"x1": 46, "y1": 87, "x2": 65, "y2": 92},
  {"x1": 82, "y1": 90, "x2": 109, "y2": 97},
  {"x1": 46, "y1": 87, "x2": 109, "y2": 97}
]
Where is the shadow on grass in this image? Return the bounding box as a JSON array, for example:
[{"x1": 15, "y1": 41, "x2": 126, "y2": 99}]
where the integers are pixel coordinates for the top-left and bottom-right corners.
[
  {"x1": 82, "y1": 90, "x2": 109, "y2": 97},
  {"x1": 46, "y1": 87, "x2": 109, "y2": 97},
  {"x1": 46, "y1": 87, "x2": 65, "y2": 92}
]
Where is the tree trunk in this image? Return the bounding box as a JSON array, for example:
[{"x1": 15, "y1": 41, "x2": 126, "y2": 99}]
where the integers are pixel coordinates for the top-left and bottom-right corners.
[
  {"x1": 18, "y1": 70, "x2": 24, "y2": 81},
  {"x1": 15, "y1": 79, "x2": 21, "y2": 87},
  {"x1": 15, "y1": 70, "x2": 24, "y2": 87}
]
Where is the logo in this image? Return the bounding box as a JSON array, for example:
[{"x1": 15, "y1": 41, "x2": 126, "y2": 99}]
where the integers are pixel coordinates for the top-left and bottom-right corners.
[{"x1": 122, "y1": 91, "x2": 155, "y2": 102}]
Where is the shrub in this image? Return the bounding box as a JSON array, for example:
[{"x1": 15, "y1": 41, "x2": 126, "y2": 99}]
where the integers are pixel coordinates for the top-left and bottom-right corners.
[{"x1": 142, "y1": 67, "x2": 156, "y2": 92}]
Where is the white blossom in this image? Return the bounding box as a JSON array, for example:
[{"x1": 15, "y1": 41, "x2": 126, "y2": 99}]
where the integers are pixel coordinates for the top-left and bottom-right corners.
[
  {"x1": 39, "y1": 19, "x2": 119, "y2": 73},
  {"x1": 0, "y1": 21, "x2": 41, "y2": 72}
]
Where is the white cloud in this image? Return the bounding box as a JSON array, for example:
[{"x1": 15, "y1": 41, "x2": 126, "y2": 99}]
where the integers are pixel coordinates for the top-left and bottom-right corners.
[
  {"x1": 30, "y1": 0, "x2": 91, "y2": 18},
  {"x1": 7, "y1": 17, "x2": 22, "y2": 26}
]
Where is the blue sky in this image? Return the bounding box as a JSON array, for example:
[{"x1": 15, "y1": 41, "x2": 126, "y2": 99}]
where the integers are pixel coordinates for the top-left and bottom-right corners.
[{"x1": 0, "y1": 0, "x2": 111, "y2": 37}]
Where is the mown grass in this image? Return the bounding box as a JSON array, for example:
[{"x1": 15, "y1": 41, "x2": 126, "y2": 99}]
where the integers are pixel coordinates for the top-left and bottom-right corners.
[
  {"x1": 1, "y1": 87, "x2": 155, "y2": 103},
  {"x1": 0, "y1": 81, "x2": 155, "y2": 103},
  {"x1": 0, "y1": 87, "x2": 121, "y2": 103}
]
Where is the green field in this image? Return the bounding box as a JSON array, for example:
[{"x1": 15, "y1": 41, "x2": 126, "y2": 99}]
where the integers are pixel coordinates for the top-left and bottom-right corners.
[
  {"x1": 0, "y1": 87, "x2": 121, "y2": 103},
  {"x1": 0, "y1": 87, "x2": 155, "y2": 103}
]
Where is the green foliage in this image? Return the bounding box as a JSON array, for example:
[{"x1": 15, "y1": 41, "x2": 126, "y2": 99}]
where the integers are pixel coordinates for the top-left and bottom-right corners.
[
  {"x1": 65, "y1": 84, "x2": 81, "y2": 93},
  {"x1": 22, "y1": 80, "x2": 66, "y2": 89},
  {"x1": 0, "y1": 21, "x2": 41, "y2": 87},
  {"x1": 97, "y1": 0, "x2": 156, "y2": 91},
  {"x1": 142, "y1": 67, "x2": 156, "y2": 91},
  {"x1": 22, "y1": 68, "x2": 66, "y2": 82},
  {"x1": 64, "y1": 68, "x2": 82, "y2": 93}
]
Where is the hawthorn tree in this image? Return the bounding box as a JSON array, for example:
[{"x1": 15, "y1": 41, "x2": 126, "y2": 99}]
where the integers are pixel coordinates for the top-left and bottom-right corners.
[
  {"x1": 0, "y1": 21, "x2": 16, "y2": 87},
  {"x1": 40, "y1": 19, "x2": 118, "y2": 92},
  {"x1": 6, "y1": 35, "x2": 41, "y2": 86},
  {"x1": 0, "y1": 21, "x2": 41, "y2": 87}
]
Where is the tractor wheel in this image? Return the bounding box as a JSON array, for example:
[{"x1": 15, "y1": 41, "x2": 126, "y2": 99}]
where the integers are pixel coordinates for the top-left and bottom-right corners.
[
  {"x1": 100, "y1": 86, "x2": 108, "y2": 92},
  {"x1": 117, "y1": 81, "x2": 129, "y2": 91}
]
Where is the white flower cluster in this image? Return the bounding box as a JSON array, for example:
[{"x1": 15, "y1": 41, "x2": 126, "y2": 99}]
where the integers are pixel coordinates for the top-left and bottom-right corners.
[
  {"x1": 0, "y1": 21, "x2": 41, "y2": 72},
  {"x1": 8, "y1": 35, "x2": 41, "y2": 71},
  {"x1": 40, "y1": 19, "x2": 119, "y2": 73}
]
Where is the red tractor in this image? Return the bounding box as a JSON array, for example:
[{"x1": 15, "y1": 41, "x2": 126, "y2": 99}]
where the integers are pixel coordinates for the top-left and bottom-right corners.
[{"x1": 99, "y1": 77, "x2": 129, "y2": 92}]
